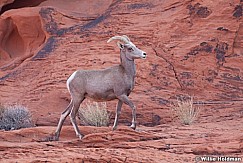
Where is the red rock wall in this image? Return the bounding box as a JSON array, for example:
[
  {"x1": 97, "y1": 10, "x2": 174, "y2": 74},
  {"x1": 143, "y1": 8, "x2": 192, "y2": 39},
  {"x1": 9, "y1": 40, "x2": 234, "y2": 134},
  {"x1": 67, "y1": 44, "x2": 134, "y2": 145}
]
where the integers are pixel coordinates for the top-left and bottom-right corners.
[{"x1": 0, "y1": 0, "x2": 242, "y2": 127}]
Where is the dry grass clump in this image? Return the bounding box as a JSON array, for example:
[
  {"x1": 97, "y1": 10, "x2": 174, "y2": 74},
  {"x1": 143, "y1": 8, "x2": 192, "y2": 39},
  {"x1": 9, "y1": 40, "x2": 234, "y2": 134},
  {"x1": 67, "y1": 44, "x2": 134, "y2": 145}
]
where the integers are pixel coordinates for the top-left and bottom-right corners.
[
  {"x1": 0, "y1": 104, "x2": 33, "y2": 131},
  {"x1": 172, "y1": 96, "x2": 200, "y2": 125},
  {"x1": 0, "y1": 104, "x2": 4, "y2": 117},
  {"x1": 78, "y1": 101, "x2": 110, "y2": 127}
]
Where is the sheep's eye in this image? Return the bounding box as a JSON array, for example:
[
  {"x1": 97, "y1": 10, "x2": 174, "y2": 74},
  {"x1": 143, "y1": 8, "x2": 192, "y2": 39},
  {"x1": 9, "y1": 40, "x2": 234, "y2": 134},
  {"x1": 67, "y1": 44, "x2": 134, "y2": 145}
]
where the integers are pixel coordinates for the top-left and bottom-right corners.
[{"x1": 128, "y1": 47, "x2": 133, "y2": 51}]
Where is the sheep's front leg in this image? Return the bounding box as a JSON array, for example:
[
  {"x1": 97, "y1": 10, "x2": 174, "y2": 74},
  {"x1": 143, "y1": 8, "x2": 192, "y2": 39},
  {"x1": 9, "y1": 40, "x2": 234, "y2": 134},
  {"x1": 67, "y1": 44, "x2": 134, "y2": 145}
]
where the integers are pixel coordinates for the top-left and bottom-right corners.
[
  {"x1": 117, "y1": 94, "x2": 136, "y2": 130},
  {"x1": 113, "y1": 100, "x2": 123, "y2": 130}
]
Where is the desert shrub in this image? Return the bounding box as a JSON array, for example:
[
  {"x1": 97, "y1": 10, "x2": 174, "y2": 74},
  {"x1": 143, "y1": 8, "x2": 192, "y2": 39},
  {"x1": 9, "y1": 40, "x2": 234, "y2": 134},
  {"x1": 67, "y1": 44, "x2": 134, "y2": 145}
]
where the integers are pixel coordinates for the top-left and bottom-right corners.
[
  {"x1": 172, "y1": 96, "x2": 200, "y2": 125},
  {"x1": 78, "y1": 101, "x2": 110, "y2": 127},
  {"x1": 0, "y1": 104, "x2": 4, "y2": 117},
  {"x1": 0, "y1": 104, "x2": 33, "y2": 131}
]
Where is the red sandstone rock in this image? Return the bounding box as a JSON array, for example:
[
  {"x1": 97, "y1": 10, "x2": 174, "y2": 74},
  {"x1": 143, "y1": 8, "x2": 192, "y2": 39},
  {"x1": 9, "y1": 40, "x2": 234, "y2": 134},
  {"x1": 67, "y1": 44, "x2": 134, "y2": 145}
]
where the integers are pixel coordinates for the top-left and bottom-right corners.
[
  {"x1": 0, "y1": 0, "x2": 14, "y2": 11},
  {"x1": 0, "y1": 7, "x2": 46, "y2": 73},
  {"x1": 0, "y1": 0, "x2": 242, "y2": 162}
]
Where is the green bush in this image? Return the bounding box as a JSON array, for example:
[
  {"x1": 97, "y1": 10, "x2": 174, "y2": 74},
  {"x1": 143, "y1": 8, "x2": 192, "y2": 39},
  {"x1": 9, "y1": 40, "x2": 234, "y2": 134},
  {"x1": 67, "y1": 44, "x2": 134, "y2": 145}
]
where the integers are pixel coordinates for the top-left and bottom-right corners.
[
  {"x1": 0, "y1": 104, "x2": 33, "y2": 131},
  {"x1": 78, "y1": 101, "x2": 110, "y2": 127}
]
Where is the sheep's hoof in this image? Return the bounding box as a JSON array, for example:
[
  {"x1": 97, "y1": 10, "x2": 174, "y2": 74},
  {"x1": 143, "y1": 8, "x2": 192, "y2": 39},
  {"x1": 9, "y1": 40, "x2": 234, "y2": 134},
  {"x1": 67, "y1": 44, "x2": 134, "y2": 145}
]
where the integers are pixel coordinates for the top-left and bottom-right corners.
[
  {"x1": 77, "y1": 134, "x2": 84, "y2": 140},
  {"x1": 52, "y1": 136, "x2": 59, "y2": 141},
  {"x1": 50, "y1": 133, "x2": 59, "y2": 141},
  {"x1": 130, "y1": 124, "x2": 136, "y2": 130},
  {"x1": 112, "y1": 126, "x2": 118, "y2": 131}
]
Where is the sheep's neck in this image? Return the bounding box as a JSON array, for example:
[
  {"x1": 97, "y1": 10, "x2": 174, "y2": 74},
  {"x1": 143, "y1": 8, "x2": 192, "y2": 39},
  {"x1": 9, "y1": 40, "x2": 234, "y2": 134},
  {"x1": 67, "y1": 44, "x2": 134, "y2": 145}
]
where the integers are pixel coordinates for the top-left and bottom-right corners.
[{"x1": 120, "y1": 51, "x2": 136, "y2": 78}]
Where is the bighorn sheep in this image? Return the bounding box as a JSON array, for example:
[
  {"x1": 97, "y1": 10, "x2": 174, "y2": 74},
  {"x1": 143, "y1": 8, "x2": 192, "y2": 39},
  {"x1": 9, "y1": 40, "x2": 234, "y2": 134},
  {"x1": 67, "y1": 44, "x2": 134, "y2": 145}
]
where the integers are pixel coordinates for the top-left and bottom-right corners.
[{"x1": 53, "y1": 35, "x2": 146, "y2": 140}]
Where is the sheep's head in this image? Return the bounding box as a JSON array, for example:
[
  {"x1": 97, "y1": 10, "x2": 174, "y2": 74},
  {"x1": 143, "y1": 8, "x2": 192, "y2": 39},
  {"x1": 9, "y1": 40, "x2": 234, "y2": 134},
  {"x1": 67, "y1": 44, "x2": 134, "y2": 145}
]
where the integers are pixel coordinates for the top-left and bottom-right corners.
[{"x1": 107, "y1": 35, "x2": 146, "y2": 60}]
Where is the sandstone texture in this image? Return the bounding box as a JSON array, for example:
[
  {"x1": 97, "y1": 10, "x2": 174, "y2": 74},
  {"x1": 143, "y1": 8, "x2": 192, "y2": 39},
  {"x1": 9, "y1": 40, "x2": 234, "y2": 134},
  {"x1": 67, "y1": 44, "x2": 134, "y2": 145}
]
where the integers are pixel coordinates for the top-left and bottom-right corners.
[{"x1": 0, "y1": 0, "x2": 242, "y2": 162}]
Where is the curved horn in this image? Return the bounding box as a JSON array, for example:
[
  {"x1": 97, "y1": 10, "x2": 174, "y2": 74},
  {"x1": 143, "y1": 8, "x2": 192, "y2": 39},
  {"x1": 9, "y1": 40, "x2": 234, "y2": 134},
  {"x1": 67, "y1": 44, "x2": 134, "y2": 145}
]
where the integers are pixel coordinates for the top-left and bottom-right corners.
[
  {"x1": 122, "y1": 35, "x2": 130, "y2": 42},
  {"x1": 107, "y1": 36, "x2": 130, "y2": 44}
]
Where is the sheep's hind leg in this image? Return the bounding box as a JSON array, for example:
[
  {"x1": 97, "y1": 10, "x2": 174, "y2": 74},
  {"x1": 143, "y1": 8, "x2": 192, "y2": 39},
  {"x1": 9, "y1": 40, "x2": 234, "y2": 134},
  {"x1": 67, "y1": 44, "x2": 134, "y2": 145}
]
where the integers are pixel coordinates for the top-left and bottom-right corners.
[
  {"x1": 70, "y1": 97, "x2": 85, "y2": 139},
  {"x1": 112, "y1": 100, "x2": 123, "y2": 130},
  {"x1": 117, "y1": 95, "x2": 136, "y2": 130},
  {"x1": 53, "y1": 100, "x2": 73, "y2": 141}
]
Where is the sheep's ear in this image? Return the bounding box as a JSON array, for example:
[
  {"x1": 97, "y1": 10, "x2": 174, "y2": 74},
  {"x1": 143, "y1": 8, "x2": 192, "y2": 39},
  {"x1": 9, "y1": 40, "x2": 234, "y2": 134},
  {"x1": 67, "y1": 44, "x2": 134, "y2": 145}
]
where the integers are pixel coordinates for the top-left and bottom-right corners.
[{"x1": 117, "y1": 41, "x2": 124, "y2": 49}]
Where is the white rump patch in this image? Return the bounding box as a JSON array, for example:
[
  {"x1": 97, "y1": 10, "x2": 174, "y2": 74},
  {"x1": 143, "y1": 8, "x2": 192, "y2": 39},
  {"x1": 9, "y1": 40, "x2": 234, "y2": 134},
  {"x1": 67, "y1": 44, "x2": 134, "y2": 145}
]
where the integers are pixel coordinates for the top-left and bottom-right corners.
[{"x1": 67, "y1": 71, "x2": 77, "y2": 92}]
